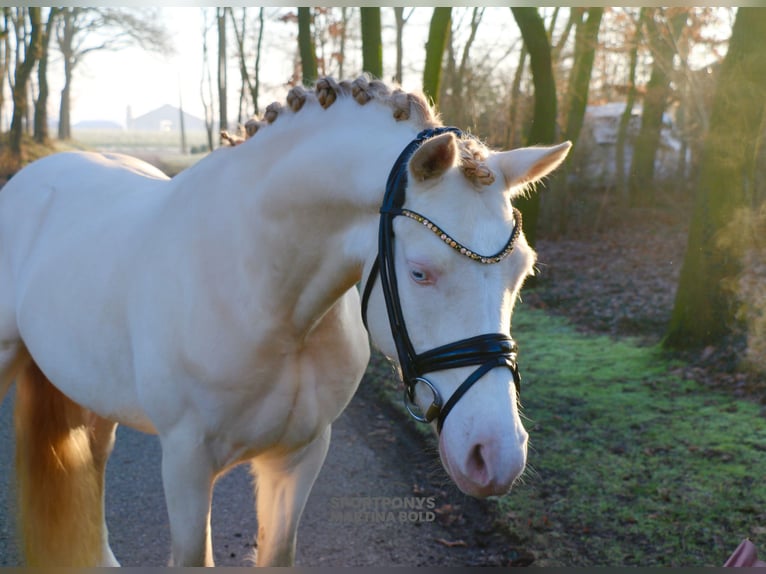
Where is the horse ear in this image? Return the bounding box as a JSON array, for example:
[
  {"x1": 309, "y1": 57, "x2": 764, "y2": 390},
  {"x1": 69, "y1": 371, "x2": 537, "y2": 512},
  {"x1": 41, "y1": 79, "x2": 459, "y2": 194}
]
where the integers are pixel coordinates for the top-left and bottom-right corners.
[
  {"x1": 493, "y1": 141, "x2": 572, "y2": 189},
  {"x1": 409, "y1": 132, "x2": 457, "y2": 182}
]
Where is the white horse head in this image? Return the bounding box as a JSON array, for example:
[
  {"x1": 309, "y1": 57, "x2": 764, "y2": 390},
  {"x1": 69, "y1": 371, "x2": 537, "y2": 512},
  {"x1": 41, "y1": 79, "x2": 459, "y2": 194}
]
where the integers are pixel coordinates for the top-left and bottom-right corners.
[{"x1": 362, "y1": 130, "x2": 571, "y2": 497}]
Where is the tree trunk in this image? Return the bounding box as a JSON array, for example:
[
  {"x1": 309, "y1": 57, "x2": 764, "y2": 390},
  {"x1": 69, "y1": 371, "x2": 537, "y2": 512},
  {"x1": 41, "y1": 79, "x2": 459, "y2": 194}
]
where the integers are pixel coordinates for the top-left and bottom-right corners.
[
  {"x1": 563, "y1": 8, "x2": 603, "y2": 148},
  {"x1": 510, "y1": 7, "x2": 558, "y2": 249},
  {"x1": 665, "y1": 7, "x2": 766, "y2": 349},
  {"x1": 338, "y1": 7, "x2": 348, "y2": 79},
  {"x1": 393, "y1": 8, "x2": 407, "y2": 84},
  {"x1": 546, "y1": 7, "x2": 603, "y2": 235},
  {"x1": 253, "y1": 7, "x2": 264, "y2": 115},
  {"x1": 57, "y1": 8, "x2": 77, "y2": 141},
  {"x1": 0, "y1": 10, "x2": 8, "y2": 132},
  {"x1": 57, "y1": 56, "x2": 73, "y2": 140},
  {"x1": 200, "y1": 8, "x2": 215, "y2": 151},
  {"x1": 360, "y1": 7, "x2": 382, "y2": 79},
  {"x1": 616, "y1": 8, "x2": 645, "y2": 198},
  {"x1": 298, "y1": 8, "x2": 317, "y2": 86},
  {"x1": 628, "y1": 8, "x2": 686, "y2": 207},
  {"x1": 34, "y1": 7, "x2": 57, "y2": 143},
  {"x1": 422, "y1": 7, "x2": 451, "y2": 106},
  {"x1": 217, "y1": 7, "x2": 227, "y2": 133},
  {"x1": 10, "y1": 7, "x2": 42, "y2": 156},
  {"x1": 228, "y1": 7, "x2": 258, "y2": 120},
  {"x1": 178, "y1": 87, "x2": 187, "y2": 154},
  {"x1": 506, "y1": 43, "x2": 527, "y2": 149}
]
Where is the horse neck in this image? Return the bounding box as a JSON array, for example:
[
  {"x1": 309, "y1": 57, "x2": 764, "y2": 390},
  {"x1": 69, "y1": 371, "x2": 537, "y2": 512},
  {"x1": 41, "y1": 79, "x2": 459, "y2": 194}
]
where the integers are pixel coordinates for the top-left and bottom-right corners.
[{"x1": 177, "y1": 100, "x2": 422, "y2": 336}]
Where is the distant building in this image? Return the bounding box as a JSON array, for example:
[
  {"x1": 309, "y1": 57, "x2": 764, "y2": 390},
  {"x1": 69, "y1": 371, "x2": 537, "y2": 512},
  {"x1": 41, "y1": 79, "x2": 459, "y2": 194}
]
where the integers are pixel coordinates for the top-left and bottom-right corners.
[
  {"x1": 573, "y1": 102, "x2": 683, "y2": 189},
  {"x1": 127, "y1": 104, "x2": 206, "y2": 132}
]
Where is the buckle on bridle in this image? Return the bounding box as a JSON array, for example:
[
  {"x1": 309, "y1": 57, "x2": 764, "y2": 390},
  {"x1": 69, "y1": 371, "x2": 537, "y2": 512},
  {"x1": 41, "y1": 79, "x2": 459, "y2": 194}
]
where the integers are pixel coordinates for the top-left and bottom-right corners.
[{"x1": 403, "y1": 377, "x2": 442, "y2": 423}]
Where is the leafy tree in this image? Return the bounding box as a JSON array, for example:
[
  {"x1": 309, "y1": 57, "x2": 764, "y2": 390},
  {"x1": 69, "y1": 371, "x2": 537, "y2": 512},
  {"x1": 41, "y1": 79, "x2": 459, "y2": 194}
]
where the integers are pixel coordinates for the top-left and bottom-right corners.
[
  {"x1": 422, "y1": 7, "x2": 451, "y2": 106},
  {"x1": 665, "y1": 7, "x2": 766, "y2": 349},
  {"x1": 360, "y1": 7, "x2": 382, "y2": 78}
]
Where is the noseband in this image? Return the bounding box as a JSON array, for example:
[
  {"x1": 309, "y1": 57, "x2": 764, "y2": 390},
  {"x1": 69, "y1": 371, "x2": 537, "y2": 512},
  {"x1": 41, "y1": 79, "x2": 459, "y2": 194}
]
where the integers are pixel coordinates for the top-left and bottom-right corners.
[{"x1": 361, "y1": 127, "x2": 522, "y2": 434}]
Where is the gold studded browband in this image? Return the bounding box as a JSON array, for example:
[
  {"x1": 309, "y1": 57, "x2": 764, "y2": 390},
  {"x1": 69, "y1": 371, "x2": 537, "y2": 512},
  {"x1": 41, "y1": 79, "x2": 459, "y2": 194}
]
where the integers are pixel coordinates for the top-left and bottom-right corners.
[{"x1": 399, "y1": 206, "x2": 523, "y2": 264}]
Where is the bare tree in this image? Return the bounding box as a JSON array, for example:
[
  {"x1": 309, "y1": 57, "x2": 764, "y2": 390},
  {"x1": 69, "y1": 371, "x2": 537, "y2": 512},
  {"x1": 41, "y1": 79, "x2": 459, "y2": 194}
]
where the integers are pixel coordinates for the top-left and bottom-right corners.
[
  {"x1": 545, "y1": 7, "x2": 603, "y2": 235},
  {"x1": 55, "y1": 7, "x2": 169, "y2": 140},
  {"x1": 337, "y1": 7, "x2": 349, "y2": 79},
  {"x1": 33, "y1": 7, "x2": 59, "y2": 143},
  {"x1": 360, "y1": 7, "x2": 382, "y2": 78},
  {"x1": 666, "y1": 7, "x2": 766, "y2": 349},
  {"x1": 297, "y1": 8, "x2": 317, "y2": 86},
  {"x1": 200, "y1": 8, "x2": 215, "y2": 150},
  {"x1": 0, "y1": 9, "x2": 11, "y2": 132},
  {"x1": 510, "y1": 7, "x2": 558, "y2": 248},
  {"x1": 627, "y1": 7, "x2": 687, "y2": 206},
  {"x1": 443, "y1": 7, "x2": 484, "y2": 127},
  {"x1": 9, "y1": 7, "x2": 41, "y2": 156},
  {"x1": 615, "y1": 8, "x2": 645, "y2": 197},
  {"x1": 216, "y1": 7, "x2": 227, "y2": 133},
  {"x1": 393, "y1": 8, "x2": 413, "y2": 84},
  {"x1": 422, "y1": 7, "x2": 451, "y2": 106},
  {"x1": 254, "y1": 8, "x2": 264, "y2": 115}
]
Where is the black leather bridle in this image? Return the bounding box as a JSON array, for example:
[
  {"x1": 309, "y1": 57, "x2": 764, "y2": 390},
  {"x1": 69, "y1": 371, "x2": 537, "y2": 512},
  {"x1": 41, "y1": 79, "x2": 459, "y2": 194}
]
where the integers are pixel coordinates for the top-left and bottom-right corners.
[{"x1": 361, "y1": 127, "x2": 522, "y2": 434}]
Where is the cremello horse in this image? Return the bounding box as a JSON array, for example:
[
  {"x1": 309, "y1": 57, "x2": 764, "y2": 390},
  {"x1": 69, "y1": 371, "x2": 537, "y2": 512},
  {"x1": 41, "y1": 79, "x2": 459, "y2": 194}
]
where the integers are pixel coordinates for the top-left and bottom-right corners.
[{"x1": 0, "y1": 76, "x2": 570, "y2": 566}]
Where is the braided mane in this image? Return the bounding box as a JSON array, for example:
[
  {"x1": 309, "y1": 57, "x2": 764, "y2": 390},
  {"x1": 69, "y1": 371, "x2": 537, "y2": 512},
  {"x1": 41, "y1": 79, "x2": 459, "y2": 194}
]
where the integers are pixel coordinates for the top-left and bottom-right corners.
[{"x1": 221, "y1": 75, "x2": 496, "y2": 187}]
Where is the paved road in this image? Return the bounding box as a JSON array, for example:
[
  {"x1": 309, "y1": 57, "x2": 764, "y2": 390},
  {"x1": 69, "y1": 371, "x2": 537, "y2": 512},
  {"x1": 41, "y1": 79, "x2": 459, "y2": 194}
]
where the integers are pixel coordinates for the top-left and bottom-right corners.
[{"x1": 0, "y1": 366, "x2": 516, "y2": 567}]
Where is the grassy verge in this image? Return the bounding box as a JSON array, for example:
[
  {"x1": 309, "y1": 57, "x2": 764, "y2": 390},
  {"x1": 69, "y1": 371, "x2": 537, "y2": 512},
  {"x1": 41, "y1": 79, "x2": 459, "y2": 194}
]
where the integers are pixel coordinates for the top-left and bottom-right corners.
[
  {"x1": 498, "y1": 305, "x2": 766, "y2": 566},
  {"x1": 364, "y1": 305, "x2": 766, "y2": 566}
]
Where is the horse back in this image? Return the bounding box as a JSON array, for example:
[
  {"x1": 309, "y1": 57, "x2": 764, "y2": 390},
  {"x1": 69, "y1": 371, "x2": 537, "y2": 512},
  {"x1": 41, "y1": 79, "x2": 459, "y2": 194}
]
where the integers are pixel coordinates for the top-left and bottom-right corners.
[
  {"x1": 0, "y1": 152, "x2": 170, "y2": 429},
  {"x1": 0, "y1": 151, "x2": 168, "y2": 276}
]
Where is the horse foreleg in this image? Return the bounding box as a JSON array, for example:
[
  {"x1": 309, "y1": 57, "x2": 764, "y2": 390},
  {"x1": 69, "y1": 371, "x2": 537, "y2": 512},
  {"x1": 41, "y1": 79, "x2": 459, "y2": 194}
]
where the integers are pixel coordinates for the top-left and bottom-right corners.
[
  {"x1": 160, "y1": 430, "x2": 216, "y2": 566},
  {"x1": 250, "y1": 425, "x2": 331, "y2": 566}
]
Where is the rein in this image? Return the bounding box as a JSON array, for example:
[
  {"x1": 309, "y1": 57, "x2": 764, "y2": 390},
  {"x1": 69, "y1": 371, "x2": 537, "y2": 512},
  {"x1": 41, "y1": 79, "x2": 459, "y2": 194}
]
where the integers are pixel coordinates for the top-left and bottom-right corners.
[{"x1": 361, "y1": 127, "x2": 522, "y2": 434}]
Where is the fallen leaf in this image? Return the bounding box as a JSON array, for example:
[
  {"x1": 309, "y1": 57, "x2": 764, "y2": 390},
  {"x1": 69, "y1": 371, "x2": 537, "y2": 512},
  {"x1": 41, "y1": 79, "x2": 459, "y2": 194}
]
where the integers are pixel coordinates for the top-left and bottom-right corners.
[{"x1": 435, "y1": 538, "x2": 467, "y2": 548}]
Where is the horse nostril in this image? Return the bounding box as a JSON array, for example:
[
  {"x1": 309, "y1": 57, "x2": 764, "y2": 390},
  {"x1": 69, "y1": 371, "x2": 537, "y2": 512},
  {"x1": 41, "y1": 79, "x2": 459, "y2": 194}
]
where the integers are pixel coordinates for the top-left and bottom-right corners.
[{"x1": 467, "y1": 443, "x2": 489, "y2": 485}]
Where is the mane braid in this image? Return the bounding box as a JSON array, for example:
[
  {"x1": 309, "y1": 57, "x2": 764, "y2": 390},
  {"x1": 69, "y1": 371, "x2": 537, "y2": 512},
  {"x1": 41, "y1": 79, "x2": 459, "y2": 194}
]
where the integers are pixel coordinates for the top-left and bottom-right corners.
[{"x1": 223, "y1": 75, "x2": 496, "y2": 187}]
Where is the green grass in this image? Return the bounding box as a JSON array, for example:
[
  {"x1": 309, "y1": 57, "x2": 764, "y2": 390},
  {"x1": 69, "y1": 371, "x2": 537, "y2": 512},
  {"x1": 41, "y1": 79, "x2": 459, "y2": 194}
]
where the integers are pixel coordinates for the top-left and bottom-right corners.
[
  {"x1": 499, "y1": 305, "x2": 766, "y2": 566},
  {"x1": 363, "y1": 305, "x2": 766, "y2": 565}
]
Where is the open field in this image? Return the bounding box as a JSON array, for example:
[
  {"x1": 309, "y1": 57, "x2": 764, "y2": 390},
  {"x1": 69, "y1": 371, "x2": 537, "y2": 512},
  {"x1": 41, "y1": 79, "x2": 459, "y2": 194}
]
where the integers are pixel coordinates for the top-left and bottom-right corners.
[{"x1": 72, "y1": 129, "x2": 210, "y2": 153}]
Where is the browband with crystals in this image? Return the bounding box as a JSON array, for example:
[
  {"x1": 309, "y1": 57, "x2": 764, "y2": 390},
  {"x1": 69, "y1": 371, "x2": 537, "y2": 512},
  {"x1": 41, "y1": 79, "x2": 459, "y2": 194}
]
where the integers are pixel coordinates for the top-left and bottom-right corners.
[{"x1": 399, "y1": 206, "x2": 522, "y2": 264}]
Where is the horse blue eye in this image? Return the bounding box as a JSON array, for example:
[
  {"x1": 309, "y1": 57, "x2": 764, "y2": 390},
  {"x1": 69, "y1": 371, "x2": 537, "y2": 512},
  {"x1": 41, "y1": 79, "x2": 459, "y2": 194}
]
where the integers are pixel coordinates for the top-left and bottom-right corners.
[{"x1": 411, "y1": 269, "x2": 428, "y2": 283}]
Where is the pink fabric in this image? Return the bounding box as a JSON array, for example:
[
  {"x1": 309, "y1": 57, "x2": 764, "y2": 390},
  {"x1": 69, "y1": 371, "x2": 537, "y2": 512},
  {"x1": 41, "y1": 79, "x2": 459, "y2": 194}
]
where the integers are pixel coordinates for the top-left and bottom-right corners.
[{"x1": 725, "y1": 539, "x2": 766, "y2": 567}]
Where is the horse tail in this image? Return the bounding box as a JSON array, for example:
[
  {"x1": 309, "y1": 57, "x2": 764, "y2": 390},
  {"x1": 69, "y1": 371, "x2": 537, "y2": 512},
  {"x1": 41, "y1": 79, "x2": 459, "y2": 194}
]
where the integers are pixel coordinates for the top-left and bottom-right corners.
[{"x1": 14, "y1": 360, "x2": 108, "y2": 566}]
